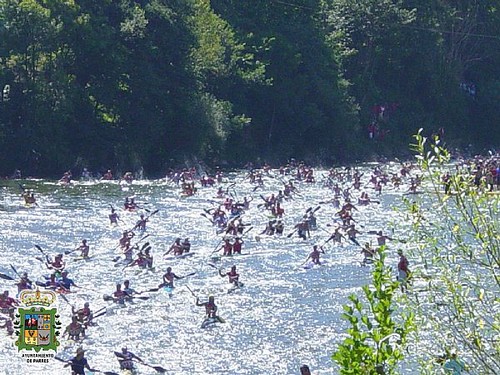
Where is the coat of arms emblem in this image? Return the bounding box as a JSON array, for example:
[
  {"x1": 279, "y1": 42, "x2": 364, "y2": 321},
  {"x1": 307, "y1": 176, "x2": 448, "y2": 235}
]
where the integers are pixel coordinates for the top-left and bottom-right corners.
[{"x1": 14, "y1": 288, "x2": 61, "y2": 352}]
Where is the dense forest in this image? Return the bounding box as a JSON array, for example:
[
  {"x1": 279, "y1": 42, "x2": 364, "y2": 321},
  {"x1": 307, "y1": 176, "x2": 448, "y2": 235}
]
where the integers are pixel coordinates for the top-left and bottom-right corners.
[{"x1": 0, "y1": 0, "x2": 498, "y2": 177}]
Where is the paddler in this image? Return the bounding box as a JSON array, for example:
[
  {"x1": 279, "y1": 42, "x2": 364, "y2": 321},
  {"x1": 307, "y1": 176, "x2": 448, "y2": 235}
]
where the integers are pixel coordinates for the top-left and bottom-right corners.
[
  {"x1": 143, "y1": 247, "x2": 153, "y2": 268},
  {"x1": 221, "y1": 238, "x2": 233, "y2": 256},
  {"x1": 64, "y1": 316, "x2": 85, "y2": 340},
  {"x1": 219, "y1": 265, "x2": 240, "y2": 286},
  {"x1": 123, "y1": 171, "x2": 134, "y2": 183},
  {"x1": 112, "y1": 283, "x2": 128, "y2": 304},
  {"x1": 181, "y1": 238, "x2": 191, "y2": 253},
  {"x1": 123, "y1": 280, "x2": 138, "y2": 300},
  {"x1": 260, "y1": 220, "x2": 276, "y2": 236},
  {"x1": 63, "y1": 347, "x2": 96, "y2": 375},
  {"x1": 115, "y1": 347, "x2": 144, "y2": 371},
  {"x1": 361, "y1": 243, "x2": 376, "y2": 265},
  {"x1": 59, "y1": 170, "x2": 72, "y2": 185},
  {"x1": 300, "y1": 365, "x2": 312, "y2": 375},
  {"x1": 232, "y1": 237, "x2": 243, "y2": 254},
  {"x1": 397, "y1": 249, "x2": 410, "y2": 292},
  {"x1": 59, "y1": 271, "x2": 78, "y2": 291},
  {"x1": 109, "y1": 207, "x2": 120, "y2": 225},
  {"x1": 16, "y1": 273, "x2": 32, "y2": 293},
  {"x1": 196, "y1": 295, "x2": 218, "y2": 319},
  {"x1": 22, "y1": 190, "x2": 36, "y2": 205},
  {"x1": 327, "y1": 226, "x2": 345, "y2": 245},
  {"x1": 374, "y1": 231, "x2": 393, "y2": 246},
  {"x1": 275, "y1": 220, "x2": 284, "y2": 235},
  {"x1": 0, "y1": 291, "x2": 18, "y2": 317},
  {"x1": 102, "y1": 169, "x2": 113, "y2": 180},
  {"x1": 38, "y1": 273, "x2": 60, "y2": 290},
  {"x1": 295, "y1": 220, "x2": 310, "y2": 240},
  {"x1": 306, "y1": 245, "x2": 324, "y2": 265},
  {"x1": 346, "y1": 224, "x2": 361, "y2": 246},
  {"x1": 72, "y1": 302, "x2": 93, "y2": 325},
  {"x1": 134, "y1": 214, "x2": 147, "y2": 232},
  {"x1": 307, "y1": 211, "x2": 317, "y2": 230},
  {"x1": 162, "y1": 267, "x2": 182, "y2": 288},
  {"x1": 119, "y1": 231, "x2": 134, "y2": 249},
  {"x1": 122, "y1": 243, "x2": 136, "y2": 262},
  {"x1": 77, "y1": 239, "x2": 90, "y2": 258},
  {"x1": 165, "y1": 238, "x2": 183, "y2": 256},
  {"x1": 47, "y1": 254, "x2": 65, "y2": 273}
]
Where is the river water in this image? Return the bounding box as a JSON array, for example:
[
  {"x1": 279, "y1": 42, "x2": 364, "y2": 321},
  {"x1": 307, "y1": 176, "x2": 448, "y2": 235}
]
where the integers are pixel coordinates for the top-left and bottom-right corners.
[{"x1": 0, "y1": 164, "x2": 420, "y2": 375}]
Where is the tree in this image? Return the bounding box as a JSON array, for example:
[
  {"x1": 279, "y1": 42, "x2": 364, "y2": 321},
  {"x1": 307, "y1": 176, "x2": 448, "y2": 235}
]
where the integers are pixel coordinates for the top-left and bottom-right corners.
[
  {"x1": 401, "y1": 129, "x2": 500, "y2": 373},
  {"x1": 333, "y1": 248, "x2": 414, "y2": 374}
]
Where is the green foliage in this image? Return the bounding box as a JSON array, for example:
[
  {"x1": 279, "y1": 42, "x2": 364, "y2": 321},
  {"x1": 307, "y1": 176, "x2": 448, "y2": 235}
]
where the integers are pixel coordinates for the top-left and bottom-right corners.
[
  {"x1": 403, "y1": 129, "x2": 500, "y2": 373},
  {"x1": 332, "y1": 248, "x2": 414, "y2": 374},
  {"x1": 0, "y1": 1, "x2": 498, "y2": 174}
]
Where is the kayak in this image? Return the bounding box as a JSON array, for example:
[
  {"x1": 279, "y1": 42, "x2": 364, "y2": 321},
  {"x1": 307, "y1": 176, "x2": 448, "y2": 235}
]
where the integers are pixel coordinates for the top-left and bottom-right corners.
[
  {"x1": 303, "y1": 260, "x2": 328, "y2": 269},
  {"x1": 227, "y1": 282, "x2": 244, "y2": 294},
  {"x1": 201, "y1": 318, "x2": 219, "y2": 328},
  {"x1": 164, "y1": 252, "x2": 194, "y2": 261},
  {"x1": 103, "y1": 294, "x2": 125, "y2": 304},
  {"x1": 164, "y1": 286, "x2": 174, "y2": 294},
  {"x1": 73, "y1": 255, "x2": 94, "y2": 262}
]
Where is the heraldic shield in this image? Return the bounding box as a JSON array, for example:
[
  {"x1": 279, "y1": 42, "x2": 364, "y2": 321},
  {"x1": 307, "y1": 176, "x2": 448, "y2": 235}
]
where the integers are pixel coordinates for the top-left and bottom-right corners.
[{"x1": 14, "y1": 289, "x2": 61, "y2": 352}]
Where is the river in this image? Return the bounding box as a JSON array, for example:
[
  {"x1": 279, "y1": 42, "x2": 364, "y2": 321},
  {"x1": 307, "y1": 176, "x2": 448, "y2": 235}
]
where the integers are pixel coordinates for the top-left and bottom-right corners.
[{"x1": 0, "y1": 164, "x2": 421, "y2": 375}]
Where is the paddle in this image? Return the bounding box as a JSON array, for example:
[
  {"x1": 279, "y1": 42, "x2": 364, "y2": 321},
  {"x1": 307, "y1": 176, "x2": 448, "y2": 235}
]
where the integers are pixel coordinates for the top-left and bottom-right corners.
[
  {"x1": 200, "y1": 213, "x2": 214, "y2": 224},
  {"x1": 64, "y1": 246, "x2": 80, "y2": 256},
  {"x1": 35, "y1": 245, "x2": 50, "y2": 263},
  {"x1": 185, "y1": 285, "x2": 198, "y2": 299},
  {"x1": 10, "y1": 264, "x2": 21, "y2": 277},
  {"x1": 0, "y1": 273, "x2": 14, "y2": 281},
  {"x1": 287, "y1": 228, "x2": 298, "y2": 238},
  {"x1": 207, "y1": 263, "x2": 220, "y2": 271},
  {"x1": 91, "y1": 309, "x2": 107, "y2": 321},
  {"x1": 209, "y1": 238, "x2": 224, "y2": 256},
  {"x1": 134, "y1": 360, "x2": 167, "y2": 373},
  {"x1": 54, "y1": 356, "x2": 117, "y2": 375}
]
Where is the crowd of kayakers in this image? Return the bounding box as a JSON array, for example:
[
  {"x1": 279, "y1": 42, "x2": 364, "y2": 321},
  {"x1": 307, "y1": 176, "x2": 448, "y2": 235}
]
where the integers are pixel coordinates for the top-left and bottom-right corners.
[{"x1": 3, "y1": 152, "x2": 498, "y2": 373}]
